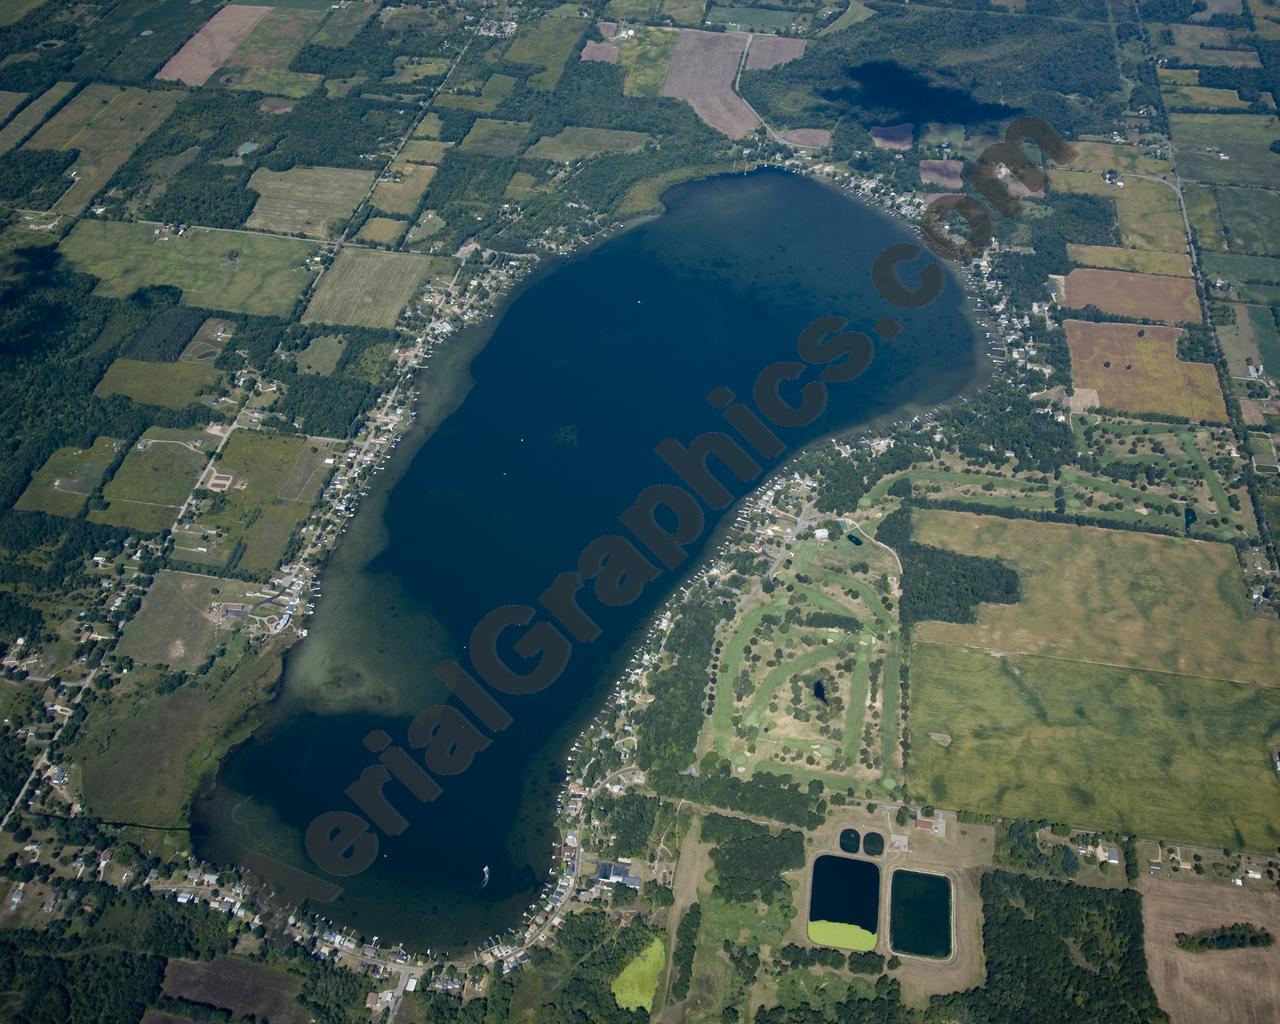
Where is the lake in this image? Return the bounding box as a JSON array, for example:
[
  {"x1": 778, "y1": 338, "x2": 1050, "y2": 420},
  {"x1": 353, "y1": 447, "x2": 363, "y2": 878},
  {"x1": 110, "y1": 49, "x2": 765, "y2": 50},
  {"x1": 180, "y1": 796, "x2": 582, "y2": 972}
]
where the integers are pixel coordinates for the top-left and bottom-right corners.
[{"x1": 192, "y1": 168, "x2": 983, "y2": 951}]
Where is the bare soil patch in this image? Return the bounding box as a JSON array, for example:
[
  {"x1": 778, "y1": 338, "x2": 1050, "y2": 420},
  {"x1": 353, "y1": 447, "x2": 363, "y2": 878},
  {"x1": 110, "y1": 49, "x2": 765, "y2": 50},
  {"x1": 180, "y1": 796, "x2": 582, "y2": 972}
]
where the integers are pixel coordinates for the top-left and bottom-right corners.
[
  {"x1": 920, "y1": 159, "x2": 963, "y2": 187},
  {"x1": 581, "y1": 39, "x2": 619, "y2": 62},
  {"x1": 156, "y1": 5, "x2": 272, "y2": 87},
  {"x1": 661, "y1": 29, "x2": 758, "y2": 138},
  {"x1": 870, "y1": 123, "x2": 913, "y2": 150},
  {"x1": 1139, "y1": 875, "x2": 1280, "y2": 1023},
  {"x1": 782, "y1": 128, "x2": 831, "y2": 148},
  {"x1": 744, "y1": 35, "x2": 806, "y2": 70}
]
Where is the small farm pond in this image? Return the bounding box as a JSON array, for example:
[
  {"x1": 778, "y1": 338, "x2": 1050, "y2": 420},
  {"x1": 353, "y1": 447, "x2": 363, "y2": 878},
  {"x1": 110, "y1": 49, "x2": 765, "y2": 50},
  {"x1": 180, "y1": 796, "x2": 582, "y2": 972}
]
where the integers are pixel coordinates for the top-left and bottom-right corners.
[
  {"x1": 808, "y1": 855, "x2": 879, "y2": 951},
  {"x1": 889, "y1": 869, "x2": 952, "y2": 959}
]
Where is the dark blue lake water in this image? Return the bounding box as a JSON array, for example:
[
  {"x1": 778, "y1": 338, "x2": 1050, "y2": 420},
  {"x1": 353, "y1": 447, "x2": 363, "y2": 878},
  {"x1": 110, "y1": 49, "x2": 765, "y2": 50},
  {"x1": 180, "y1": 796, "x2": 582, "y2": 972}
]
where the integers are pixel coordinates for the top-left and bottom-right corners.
[{"x1": 192, "y1": 169, "x2": 982, "y2": 950}]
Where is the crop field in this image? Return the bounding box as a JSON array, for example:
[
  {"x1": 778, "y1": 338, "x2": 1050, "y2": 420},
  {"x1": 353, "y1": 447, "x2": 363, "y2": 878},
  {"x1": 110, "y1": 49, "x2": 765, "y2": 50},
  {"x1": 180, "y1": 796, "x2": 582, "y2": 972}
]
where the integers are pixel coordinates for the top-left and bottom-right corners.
[
  {"x1": 246, "y1": 165, "x2": 373, "y2": 237},
  {"x1": 61, "y1": 220, "x2": 317, "y2": 317},
  {"x1": 0, "y1": 81, "x2": 74, "y2": 155},
  {"x1": 1183, "y1": 181, "x2": 1229, "y2": 249},
  {"x1": 1063, "y1": 268, "x2": 1201, "y2": 323},
  {"x1": 91, "y1": 427, "x2": 215, "y2": 533},
  {"x1": 526, "y1": 126, "x2": 649, "y2": 161},
  {"x1": 707, "y1": 4, "x2": 795, "y2": 30},
  {"x1": 304, "y1": 248, "x2": 441, "y2": 327},
  {"x1": 909, "y1": 510, "x2": 1280, "y2": 686},
  {"x1": 70, "y1": 0, "x2": 213, "y2": 81},
  {"x1": 661, "y1": 0, "x2": 708, "y2": 25},
  {"x1": 615, "y1": 27, "x2": 679, "y2": 98},
  {"x1": 356, "y1": 217, "x2": 407, "y2": 245},
  {"x1": 179, "y1": 318, "x2": 234, "y2": 364},
  {"x1": 229, "y1": 67, "x2": 322, "y2": 97},
  {"x1": 189, "y1": 430, "x2": 339, "y2": 575},
  {"x1": 1062, "y1": 141, "x2": 1173, "y2": 176},
  {"x1": 310, "y1": 1, "x2": 376, "y2": 46},
  {"x1": 16, "y1": 436, "x2": 122, "y2": 518},
  {"x1": 1162, "y1": 82, "x2": 1256, "y2": 110},
  {"x1": 1207, "y1": 185, "x2": 1280, "y2": 257},
  {"x1": 459, "y1": 118, "x2": 532, "y2": 157},
  {"x1": 1066, "y1": 244, "x2": 1191, "y2": 277},
  {"x1": 72, "y1": 638, "x2": 285, "y2": 827},
  {"x1": 1203, "y1": 251, "x2": 1280, "y2": 288},
  {"x1": 1152, "y1": 22, "x2": 1259, "y2": 66},
  {"x1": 1116, "y1": 179, "x2": 1187, "y2": 253},
  {"x1": 908, "y1": 643, "x2": 1280, "y2": 850},
  {"x1": 1065, "y1": 320, "x2": 1226, "y2": 422},
  {"x1": 400, "y1": 139, "x2": 454, "y2": 163},
  {"x1": 411, "y1": 111, "x2": 444, "y2": 139},
  {"x1": 295, "y1": 334, "x2": 345, "y2": 375},
  {"x1": 745, "y1": 36, "x2": 806, "y2": 70},
  {"x1": 604, "y1": 0, "x2": 658, "y2": 17},
  {"x1": 1140, "y1": 878, "x2": 1280, "y2": 1024},
  {"x1": 662, "y1": 29, "x2": 757, "y2": 138},
  {"x1": 371, "y1": 162, "x2": 436, "y2": 216},
  {"x1": 94, "y1": 357, "x2": 218, "y2": 411},
  {"x1": 1170, "y1": 113, "x2": 1280, "y2": 186},
  {"x1": 221, "y1": 6, "x2": 324, "y2": 74},
  {"x1": 163, "y1": 958, "x2": 309, "y2": 1024},
  {"x1": 433, "y1": 73, "x2": 517, "y2": 112},
  {"x1": 504, "y1": 16, "x2": 584, "y2": 88},
  {"x1": 22, "y1": 84, "x2": 182, "y2": 214},
  {"x1": 155, "y1": 4, "x2": 273, "y2": 87},
  {"x1": 115, "y1": 570, "x2": 258, "y2": 670}
]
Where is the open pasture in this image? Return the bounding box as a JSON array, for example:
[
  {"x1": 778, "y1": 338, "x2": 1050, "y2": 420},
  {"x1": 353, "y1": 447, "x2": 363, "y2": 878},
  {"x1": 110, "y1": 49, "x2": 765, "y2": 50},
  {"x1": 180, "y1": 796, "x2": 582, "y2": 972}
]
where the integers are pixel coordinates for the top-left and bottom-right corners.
[
  {"x1": 1061, "y1": 141, "x2": 1172, "y2": 176},
  {"x1": 1067, "y1": 244, "x2": 1191, "y2": 277},
  {"x1": 91, "y1": 426, "x2": 214, "y2": 533},
  {"x1": 94, "y1": 357, "x2": 218, "y2": 411},
  {"x1": 371, "y1": 162, "x2": 435, "y2": 216},
  {"x1": 661, "y1": 0, "x2": 708, "y2": 24},
  {"x1": 387, "y1": 56, "x2": 451, "y2": 84},
  {"x1": 0, "y1": 0, "x2": 45, "y2": 26},
  {"x1": 246, "y1": 165, "x2": 373, "y2": 237},
  {"x1": 229, "y1": 67, "x2": 321, "y2": 97},
  {"x1": 1204, "y1": 251, "x2": 1280, "y2": 289},
  {"x1": 155, "y1": 4, "x2": 272, "y2": 86},
  {"x1": 459, "y1": 118, "x2": 531, "y2": 157},
  {"x1": 179, "y1": 318, "x2": 234, "y2": 364},
  {"x1": 526, "y1": 126, "x2": 649, "y2": 161},
  {"x1": 163, "y1": 958, "x2": 309, "y2": 1024},
  {"x1": 16, "y1": 436, "x2": 122, "y2": 518},
  {"x1": 1063, "y1": 268, "x2": 1201, "y2": 323},
  {"x1": 356, "y1": 217, "x2": 406, "y2": 246},
  {"x1": 1140, "y1": 878, "x2": 1280, "y2": 1024},
  {"x1": 615, "y1": 26, "x2": 679, "y2": 98},
  {"x1": 909, "y1": 509, "x2": 1280, "y2": 686},
  {"x1": 295, "y1": 334, "x2": 345, "y2": 375},
  {"x1": 0, "y1": 81, "x2": 74, "y2": 155},
  {"x1": 1116, "y1": 179, "x2": 1187, "y2": 253},
  {"x1": 707, "y1": 4, "x2": 794, "y2": 30},
  {"x1": 22, "y1": 84, "x2": 180, "y2": 214},
  {"x1": 190, "y1": 429, "x2": 338, "y2": 575},
  {"x1": 1065, "y1": 320, "x2": 1226, "y2": 422},
  {"x1": 0, "y1": 91, "x2": 26, "y2": 128},
  {"x1": 433, "y1": 73, "x2": 516, "y2": 112},
  {"x1": 1161, "y1": 82, "x2": 1257, "y2": 110},
  {"x1": 405, "y1": 209, "x2": 446, "y2": 245},
  {"x1": 400, "y1": 139, "x2": 453, "y2": 164},
  {"x1": 311, "y1": 1, "x2": 376, "y2": 46},
  {"x1": 1152, "y1": 22, "x2": 1259, "y2": 66},
  {"x1": 1208, "y1": 186, "x2": 1280, "y2": 257},
  {"x1": 1170, "y1": 113, "x2": 1280, "y2": 186},
  {"x1": 61, "y1": 220, "x2": 317, "y2": 317},
  {"x1": 223, "y1": 6, "x2": 324, "y2": 73},
  {"x1": 303, "y1": 247, "x2": 437, "y2": 327},
  {"x1": 908, "y1": 643, "x2": 1280, "y2": 851},
  {"x1": 661, "y1": 29, "x2": 757, "y2": 138},
  {"x1": 115, "y1": 570, "x2": 258, "y2": 670},
  {"x1": 503, "y1": 16, "x2": 583, "y2": 88}
]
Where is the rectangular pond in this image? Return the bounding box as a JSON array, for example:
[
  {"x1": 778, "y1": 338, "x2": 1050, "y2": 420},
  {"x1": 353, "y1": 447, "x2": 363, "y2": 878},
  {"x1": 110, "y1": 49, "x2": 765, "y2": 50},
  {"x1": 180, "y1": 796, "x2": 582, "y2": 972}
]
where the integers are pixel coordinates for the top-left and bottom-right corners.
[
  {"x1": 889, "y1": 869, "x2": 952, "y2": 959},
  {"x1": 807, "y1": 854, "x2": 879, "y2": 951}
]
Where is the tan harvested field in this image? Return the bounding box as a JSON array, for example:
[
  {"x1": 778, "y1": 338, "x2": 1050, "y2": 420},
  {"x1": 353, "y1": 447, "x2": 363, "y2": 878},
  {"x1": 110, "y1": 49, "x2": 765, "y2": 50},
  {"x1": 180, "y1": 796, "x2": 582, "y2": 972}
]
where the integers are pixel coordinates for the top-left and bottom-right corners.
[
  {"x1": 1065, "y1": 319, "x2": 1227, "y2": 422},
  {"x1": 1139, "y1": 876, "x2": 1280, "y2": 1024},
  {"x1": 1064, "y1": 268, "x2": 1201, "y2": 323},
  {"x1": 661, "y1": 29, "x2": 758, "y2": 138},
  {"x1": 23, "y1": 84, "x2": 182, "y2": 214},
  {"x1": 303, "y1": 247, "x2": 435, "y2": 327},
  {"x1": 920, "y1": 159, "x2": 963, "y2": 187},
  {"x1": 155, "y1": 4, "x2": 272, "y2": 87},
  {"x1": 581, "y1": 39, "x2": 619, "y2": 62},
  {"x1": 744, "y1": 35, "x2": 805, "y2": 70},
  {"x1": 371, "y1": 162, "x2": 435, "y2": 217},
  {"x1": 356, "y1": 216, "x2": 406, "y2": 245},
  {"x1": 910, "y1": 509, "x2": 1280, "y2": 685},
  {"x1": 781, "y1": 128, "x2": 830, "y2": 148},
  {"x1": 246, "y1": 165, "x2": 374, "y2": 237}
]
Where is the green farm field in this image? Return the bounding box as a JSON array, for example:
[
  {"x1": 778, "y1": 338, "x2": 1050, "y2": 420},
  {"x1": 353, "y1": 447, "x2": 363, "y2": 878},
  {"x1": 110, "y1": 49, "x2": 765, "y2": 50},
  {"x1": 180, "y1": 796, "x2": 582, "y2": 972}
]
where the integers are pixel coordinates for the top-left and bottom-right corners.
[
  {"x1": 304, "y1": 247, "x2": 445, "y2": 327},
  {"x1": 400, "y1": 139, "x2": 454, "y2": 164},
  {"x1": 246, "y1": 165, "x2": 374, "y2": 237},
  {"x1": 295, "y1": 334, "x2": 346, "y2": 375},
  {"x1": 1210, "y1": 186, "x2": 1280, "y2": 257},
  {"x1": 0, "y1": 81, "x2": 74, "y2": 155},
  {"x1": 908, "y1": 643, "x2": 1280, "y2": 851},
  {"x1": 115, "y1": 570, "x2": 259, "y2": 670},
  {"x1": 371, "y1": 162, "x2": 436, "y2": 216},
  {"x1": 91, "y1": 426, "x2": 215, "y2": 533},
  {"x1": 1170, "y1": 113, "x2": 1280, "y2": 186},
  {"x1": 356, "y1": 217, "x2": 407, "y2": 246},
  {"x1": 94, "y1": 357, "x2": 217, "y2": 411},
  {"x1": 617, "y1": 27, "x2": 679, "y2": 97},
  {"x1": 707, "y1": 4, "x2": 794, "y2": 29},
  {"x1": 459, "y1": 118, "x2": 531, "y2": 157},
  {"x1": 910, "y1": 510, "x2": 1280, "y2": 685},
  {"x1": 61, "y1": 220, "x2": 317, "y2": 317},
  {"x1": 70, "y1": 0, "x2": 212, "y2": 81},
  {"x1": 16, "y1": 436, "x2": 122, "y2": 518},
  {"x1": 611, "y1": 936, "x2": 665, "y2": 1012},
  {"x1": 526, "y1": 126, "x2": 649, "y2": 161},
  {"x1": 191, "y1": 429, "x2": 338, "y2": 576},
  {"x1": 662, "y1": 0, "x2": 708, "y2": 25},
  {"x1": 433, "y1": 73, "x2": 516, "y2": 112},
  {"x1": 1066, "y1": 244, "x2": 1192, "y2": 277},
  {"x1": 503, "y1": 17, "x2": 583, "y2": 89}
]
